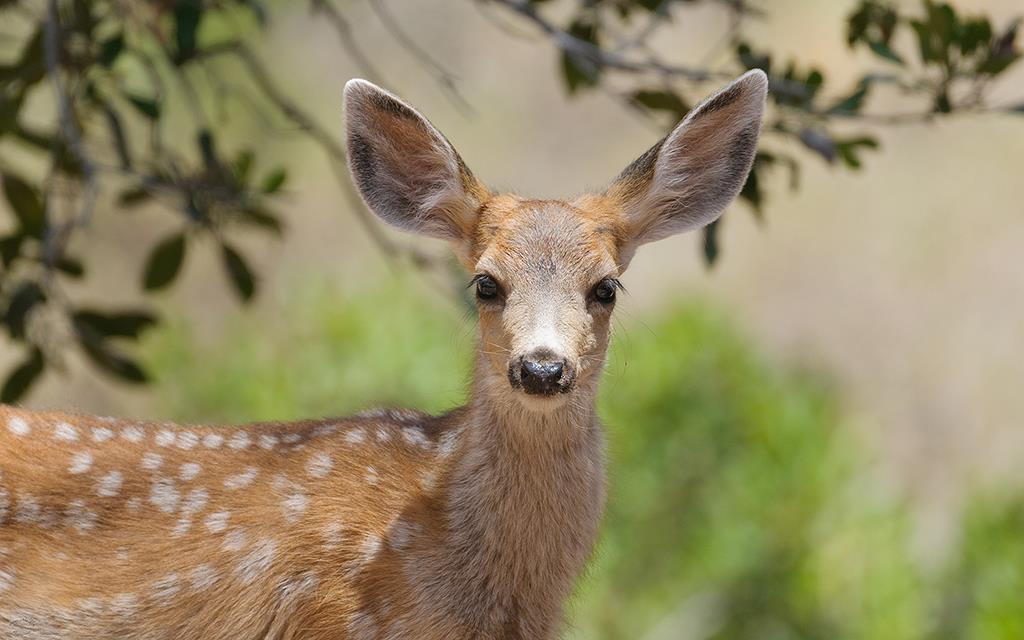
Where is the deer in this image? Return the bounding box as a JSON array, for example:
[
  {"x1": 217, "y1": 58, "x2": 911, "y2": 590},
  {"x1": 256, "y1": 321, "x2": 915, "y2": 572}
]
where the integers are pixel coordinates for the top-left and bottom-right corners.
[{"x1": 0, "y1": 69, "x2": 767, "y2": 639}]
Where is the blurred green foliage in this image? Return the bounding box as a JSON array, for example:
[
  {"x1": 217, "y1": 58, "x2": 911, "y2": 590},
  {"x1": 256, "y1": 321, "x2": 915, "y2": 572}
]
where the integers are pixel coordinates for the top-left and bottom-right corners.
[{"x1": 144, "y1": 280, "x2": 1024, "y2": 639}]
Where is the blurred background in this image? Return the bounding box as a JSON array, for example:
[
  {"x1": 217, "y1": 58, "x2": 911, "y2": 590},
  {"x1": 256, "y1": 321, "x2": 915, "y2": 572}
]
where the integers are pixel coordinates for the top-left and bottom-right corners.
[{"x1": 2, "y1": 0, "x2": 1024, "y2": 637}]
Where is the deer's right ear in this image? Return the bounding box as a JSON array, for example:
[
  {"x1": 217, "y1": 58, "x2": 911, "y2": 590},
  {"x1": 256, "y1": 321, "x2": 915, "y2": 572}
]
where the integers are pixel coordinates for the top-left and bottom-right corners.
[{"x1": 343, "y1": 79, "x2": 489, "y2": 244}]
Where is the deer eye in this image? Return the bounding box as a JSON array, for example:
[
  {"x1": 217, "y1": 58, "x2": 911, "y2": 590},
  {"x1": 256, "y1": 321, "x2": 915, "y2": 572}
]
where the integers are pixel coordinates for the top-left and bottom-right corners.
[
  {"x1": 473, "y1": 274, "x2": 500, "y2": 301},
  {"x1": 593, "y1": 278, "x2": 620, "y2": 304}
]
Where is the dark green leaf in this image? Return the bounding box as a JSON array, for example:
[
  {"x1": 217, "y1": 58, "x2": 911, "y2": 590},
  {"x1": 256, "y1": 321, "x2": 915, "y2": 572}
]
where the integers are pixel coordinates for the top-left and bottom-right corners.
[
  {"x1": 868, "y1": 40, "x2": 905, "y2": 64},
  {"x1": 221, "y1": 243, "x2": 256, "y2": 302},
  {"x1": 827, "y1": 86, "x2": 869, "y2": 114},
  {"x1": 561, "y1": 19, "x2": 601, "y2": 94},
  {"x1": 73, "y1": 309, "x2": 158, "y2": 339},
  {"x1": 118, "y1": 186, "x2": 152, "y2": 208},
  {"x1": 125, "y1": 94, "x2": 160, "y2": 120},
  {"x1": 233, "y1": 150, "x2": 255, "y2": 184},
  {"x1": 260, "y1": 168, "x2": 287, "y2": 194},
  {"x1": 2, "y1": 172, "x2": 45, "y2": 237},
  {"x1": 143, "y1": 233, "x2": 187, "y2": 291},
  {"x1": 630, "y1": 90, "x2": 689, "y2": 119},
  {"x1": 102, "y1": 104, "x2": 132, "y2": 170},
  {"x1": 1, "y1": 348, "x2": 44, "y2": 403},
  {"x1": 702, "y1": 218, "x2": 720, "y2": 267},
  {"x1": 78, "y1": 333, "x2": 148, "y2": 384},
  {"x1": 238, "y1": 205, "x2": 284, "y2": 235},
  {"x1": 99, "y1": 33, "x2": 124, "y2": 67},
  {"x1": 4, "y1": 281, "x2": 45, "y2": 339},
  {"x1": 0, "y1": 234, "x2": 22, "y2": 268},
  {"x1": 798, "y1": 128, "x2": 837, "y2": 163},
  {"x1": 197, "y1": 129, "x2": 218, "y2": 170},
  {"x1": 934, "y1": 89, "x2": 952, "y2": 113},
  {"x1": 174, "y1": 1, "x2": 203, "y2": 64},
  {"x1": 55, "y1": 256, "x2": 85, "y2": 278},
  {"x1": 835, "y1": 136, "x2": 879, "y2": 169}
]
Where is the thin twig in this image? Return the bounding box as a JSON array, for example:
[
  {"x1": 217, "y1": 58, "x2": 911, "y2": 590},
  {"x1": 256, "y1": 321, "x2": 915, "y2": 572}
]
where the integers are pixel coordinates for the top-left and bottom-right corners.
[
  {"x1": 368, "y1": 0, "x2": 474, "y2": 116},
  {"x1": 309, "y1": 0, "x2": 387, "y2": 84},
  {"x1": 42, "y1": 0, "x2": 99, "y2": 273}
]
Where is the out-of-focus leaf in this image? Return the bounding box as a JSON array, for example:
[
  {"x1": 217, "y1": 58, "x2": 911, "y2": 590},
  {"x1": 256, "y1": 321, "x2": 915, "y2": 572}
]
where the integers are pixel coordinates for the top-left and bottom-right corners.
[
  {"x1": 835, "y1": 136, "x2": 880, "y2": 169},
  {"x1": 799, "y1": 128, "x2": 837, "y2": 163},
  {"x1": 827, "y1": 86, "x2": 869, "y2": 114},
  {"x1": 977, "y1": 20, "x2": 1021, "y2": 75},
  {"x1": 102, "y1": 104, "x2": 132, "y2": 169},
  {"x1": 260, "y1": 168, "x2": 287, "y2": 194},
  {"x1": 73, "y1": 309, "x2": 158, "y2": 339},
  {"x1": 78, "y1": 332, "x2": 148, "y2": 384},
  {"x1": 561, "y1": 19, "x2": 601, "y2": 94},
  {"x1": 737, "y1": 43, "x2": 772, "y2": 75},
  {"x1": 221, "y1": 243, "x2": 256, "y2": 302},
  {"x1": 234, "y1": 150, "x2": 255, "y2": 184},
  {"x1": 198, "y1": 129, "x2": 218, "y2": 170},
  {"x1": 702, "y1": 218, "x2": 720, "y2": 267},
  {"x1": 98, "y1": 33, "x2": 124, "y2": 67},
  {"x1": 3, "y1": 281, "x2": 45, "y2": 339},
  {"x1": 118, "y1": 186, "x2": 152, "y2": 208},
  {"x1": 239, "y1": 205, "x2": 283, "y2": 235},
  {"x1": 630, "y1": 89, "x2": 689, "y2": 119},
  {"x1": 55, "y1": 256, "x2": 85, "y2": 278},
  {"x1": 174, "y1": 0, "x2": 203, "y2": 64},
  {"x1": 0, "y1": 234, "x2": 22, "y2": 268},
  {"x1": 125, "y1": 94, "x2": 160, "y2": 120},
  {"x1": 868, "y1": 40, "x2": 905, "y2": 64},
  {"x1": 1, "y1": 348, "x2": 44, "y2": 403},
  {"x1": 934, "y1": 89, "x2": 953, "y2": 113},
  {"x1": 960, "y1": 18, "x2": 993, "y2": 56},
  {"x1": 1009, "y1": 103, "x2": 1024, "y2": 114},
  {"x1": 143, "y1": 233, "x2": 187, "y2": 291},
  {"x1": 2, "y1": 172, "x2": 45, "y2": 237}
]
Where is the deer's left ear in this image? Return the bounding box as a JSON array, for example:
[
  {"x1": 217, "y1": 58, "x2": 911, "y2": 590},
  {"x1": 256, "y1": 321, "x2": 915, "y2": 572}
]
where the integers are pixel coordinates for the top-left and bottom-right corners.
[{"x1": 607, "y1": 70, "x2": 768, "y2": 258}]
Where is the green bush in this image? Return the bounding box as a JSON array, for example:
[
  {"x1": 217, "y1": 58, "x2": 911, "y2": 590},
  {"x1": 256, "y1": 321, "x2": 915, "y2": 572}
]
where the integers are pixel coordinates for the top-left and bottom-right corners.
[{"x1": 145, "y1": 278, "x2": 1022, "y2": 640}]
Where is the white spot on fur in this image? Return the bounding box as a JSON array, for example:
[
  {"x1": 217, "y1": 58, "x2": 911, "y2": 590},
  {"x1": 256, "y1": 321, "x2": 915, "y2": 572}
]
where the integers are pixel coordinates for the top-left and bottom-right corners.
[
  {"x1": 306, "y1": 452, "x2": 332, "y2": 478},
  {"x1": 282, "y1": 491, "x2": 307, "y2": 524},
  {"x1": 365, "y1": 467, "x2": 379, "y2": 485},
  {"x1": 152, "y1": 573, "x2": 180, "y2": 600},
  {"x1": 0, "y1": 567, "x2": 15, "y2": 592},
  {"x1": 176, "y1": 431, "x2": 199, "y2": 450},
  {"x1": 54, "y1": 422, "x2": 78, "y2": 442},
  {"x1": 280, "y1": 571, "x2": 319, "y2": 597},
  {"x1": 77, "y1": 597, "x2": 103, "y2": 613},
  {"x1": 258, "y1": 434, "x2": 279, "y2": 450},
  {"x1": 68, "y1": 451, "x2": 93, "y2": 474},
  {"x1": 0, "y1": 487, "x2": 9, "y2": 524},
  {"x1": 348, "y1": 611, "x2": 379, "y2": 639},
  {"x1": 202, "y1": 433, "x2": 224, "y2": 449},
  {"x1": 121, "y1": 425, "x2": 144, "y2": 443},
  {"x1": 115, "y1": 547, "x2": 130, "y2": 561},
  {"x1": 14, "y1": 494, "x2": 40, "y2": 525},
  {"x1": 7, "y1": 416, "x2": 29, "y2": 436},
  {"x1": 96, "y1": 471, "x2": 123, "y2": 497},
  {"x1": 110, "y1": 593, "x2": 138, "y2": 616},
  {"x1": 437, "y1": 430, "x2": 459, "y2": 459},
  {"x1": 402, "y1": 427, "x2": 430, "y2": 448},
  {"x1": 91, "y1": 426, "x2": 114, "y2": 442},
  {"x1": 181, "y1": 487, "x2": 209, "y2": 515},
  {"x1": 375, "y1": 427, "x2": 391, "y2": 443},
  {"x1": 322, "y1": 522, "x2": 343, "y2": 550},
  {"x1": 149, "y1": 477, "x2": 180, "y2": 513},
  {"x1": 205, "y1": 510, "x2": 230, "y2": 533},
  {"x1": 155, "y1": 429, "x2": 175, "y2": 447},
  {"x1": 235, "y1": 539, "x2": 276, "y2": 584},
  {"x1": 225, "y1": 467, "x2": 258, "y2": 490},
  {"x1": 189, "y1": 564, "x2": 219, "y2": 591},
  {"x1": 179, "y1": 463, "x2": 201, "y2": 481},
  {"x1": 344, "y1": 428, "x2": 366, "y2": 445},
  {"x1": 388, "y1": 519, "x2": 422, "y2": 550},
  {"x1": 141, "y1": 452, "x2": 163, "y2": 471},
  {"x1": 228, "y1": 431, "x2": 251, "y2": 450},
  {"x1": 312, "y1": 423, "x2": 339, "y2": 438},
  {"x1": 358, "y1": 534, "x2": 381, "y2": 567},
  {"x1": 223, "y1": 528, "x2": 247, "y2": 552},
  {"x1": 282, "y1": 433, "x2": 302, "y2": 444},
  {"x1": 419, "y1": 469, "x2": 438, "y2": 492}
]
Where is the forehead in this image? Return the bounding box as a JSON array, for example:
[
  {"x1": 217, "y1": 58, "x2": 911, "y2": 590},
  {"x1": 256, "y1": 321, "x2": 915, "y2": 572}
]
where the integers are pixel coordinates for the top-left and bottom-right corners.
[{"x1": 472, "y1": 196, "x2": 623, "y2": 280}]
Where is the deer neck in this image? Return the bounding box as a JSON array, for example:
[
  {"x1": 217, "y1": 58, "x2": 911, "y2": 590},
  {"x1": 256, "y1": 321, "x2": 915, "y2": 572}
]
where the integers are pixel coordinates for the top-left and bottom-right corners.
[{"x1": 433, "y1": 353, "x2": 607, "y2": 635}]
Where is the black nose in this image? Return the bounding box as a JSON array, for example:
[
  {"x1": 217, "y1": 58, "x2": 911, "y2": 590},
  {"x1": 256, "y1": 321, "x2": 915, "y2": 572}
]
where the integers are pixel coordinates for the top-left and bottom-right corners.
[{"x1": 518, "y1": 355, "x2": 568, "y2": 396}]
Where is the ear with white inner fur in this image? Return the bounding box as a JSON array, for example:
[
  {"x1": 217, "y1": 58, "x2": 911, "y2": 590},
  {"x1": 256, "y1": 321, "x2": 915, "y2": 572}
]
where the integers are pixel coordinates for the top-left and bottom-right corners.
[
  {"x1": 607, "y1": 70, "x2": 768, "y2": 256},
  {"x1": 343, "y1": 79, "x2": 489, "y2": 244}
]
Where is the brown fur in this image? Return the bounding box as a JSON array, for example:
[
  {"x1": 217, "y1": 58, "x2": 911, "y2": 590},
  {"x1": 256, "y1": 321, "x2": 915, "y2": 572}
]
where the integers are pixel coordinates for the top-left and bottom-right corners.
[{"x1": 0, "y1": 71, "x2": 767, "y2": 639}]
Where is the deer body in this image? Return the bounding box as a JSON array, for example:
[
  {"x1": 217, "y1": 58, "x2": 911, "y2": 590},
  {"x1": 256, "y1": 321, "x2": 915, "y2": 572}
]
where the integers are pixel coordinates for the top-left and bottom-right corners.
[{"x1": 0, "y1": 71, "x2": 766, "y2": 638}]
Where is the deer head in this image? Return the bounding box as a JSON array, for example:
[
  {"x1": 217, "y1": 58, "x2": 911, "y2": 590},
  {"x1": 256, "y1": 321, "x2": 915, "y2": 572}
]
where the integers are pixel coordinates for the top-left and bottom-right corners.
[{"x1": 344, "y1": 71, "x2": 767, "y2": 412}]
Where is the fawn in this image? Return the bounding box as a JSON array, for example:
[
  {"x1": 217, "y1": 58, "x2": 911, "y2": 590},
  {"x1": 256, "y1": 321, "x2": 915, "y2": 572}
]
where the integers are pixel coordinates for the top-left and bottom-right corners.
[{"x1": 0, "y1": 70, "x2": 767, "y2": 639}]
